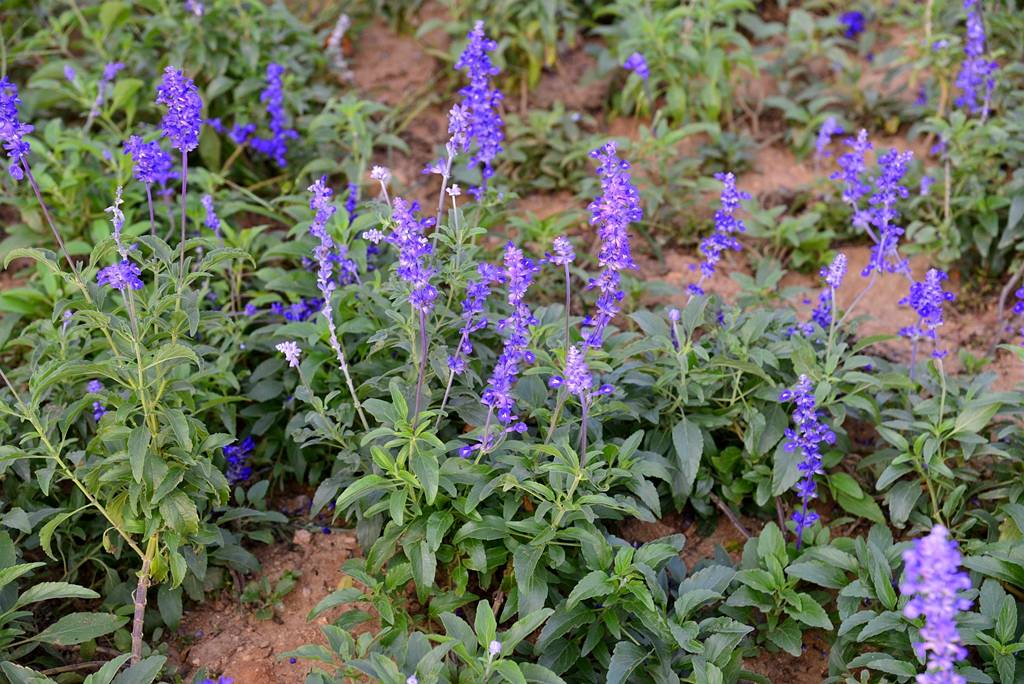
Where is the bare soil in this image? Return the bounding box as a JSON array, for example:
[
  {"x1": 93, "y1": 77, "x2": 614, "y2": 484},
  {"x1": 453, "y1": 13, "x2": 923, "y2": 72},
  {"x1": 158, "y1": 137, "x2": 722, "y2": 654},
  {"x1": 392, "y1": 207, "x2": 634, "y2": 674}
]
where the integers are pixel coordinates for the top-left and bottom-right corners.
[{"x1": 179, "y1": 528, "x2": 367, "y2": 683}]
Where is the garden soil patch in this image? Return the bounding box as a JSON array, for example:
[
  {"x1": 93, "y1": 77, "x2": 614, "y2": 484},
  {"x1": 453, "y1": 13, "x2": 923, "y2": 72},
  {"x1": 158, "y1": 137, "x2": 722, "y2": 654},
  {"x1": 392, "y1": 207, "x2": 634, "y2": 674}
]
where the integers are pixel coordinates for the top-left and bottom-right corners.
[{"x1": 179, "y1": 529, "x2": 367, "y2": 683}]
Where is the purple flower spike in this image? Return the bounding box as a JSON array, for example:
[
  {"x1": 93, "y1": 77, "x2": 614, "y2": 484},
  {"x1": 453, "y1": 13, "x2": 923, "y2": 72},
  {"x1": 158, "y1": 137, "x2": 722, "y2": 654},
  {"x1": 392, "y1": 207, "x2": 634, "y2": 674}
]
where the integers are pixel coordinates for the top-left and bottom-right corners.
[
  {"x1": 779, "y1": 375, "x2": 836, "y2": 548},
  {"x1": 97, "y1": 260, "x2": 143, "y2": 291},
  {"x1": 448, "y1": 263, "x2": 505, "y2": 375},
  {"x1": 839, "y1": 11, "x2": 866, "y2": 39},
  {"x1": 802, "y1": 252, "x2": 848, "y2": 334},
  {"x1": 366, "y1": 198, "x2": 436, "y2": 313},
  {"x1": 689, "y1": 172, "x2": 749, "y2": 296},
  {"x1": 823, "y1": 253, "x2": 847, "y2": 289},
  {"x1": 250, "y1": 63, "x2": 298, "y2": 168},
  {"x1": 92, "y1": 401, "x2": 107, "y2": 421},
  {"x1": 832, "y1": 129, "x2": 873, "y2": 212},
  {"x1": 548, "y1": 236, "x2": 575, "y2": 266},
  {"x1": 478, "y1": 243, "x2": 539, "y2": 446},
  {"x1": 224, "y1": 437, "x2": 255, "y2": 484},
  {"x1": 123, "y1": 135, "x2": 174, "y2": 186},
  {"x1": 230, "y1": 123, "x2": 256, "y2": 145},
  {"x1": 920, "y1": 176, "x2": 935, "y2": 197},
  {"x1": 585, "y1": 142, "x2": 641, "y2": 346},
  {"x1": 900, "y1": 525, "x2": 972, "y2": 684},
  {"x1": 276, "y1": 341, "x2": 302, "y2": 368},
  {"x1": 202, "y1": 194, "x2": 221, "y2": 237},
  {"x1": 815, "y1": 117, "x2": 843, "y2": 158},
  {"x1": 156, "y1": 67, "x2": 203, "y2": 153},
  {"x1": 954, "y1": 0, "x2": 998, "y2": 118},
  {"x1": 454, "y1": 21, "x2": 504, "y2": 198},
  {"x1": 623, "y1": 53, "x2": 650, "y2": 81},
  {"x1": 0, "y1": 78, "x2": 33, "y2": 181},
  {"x1": 899, "y1": 268, "x2": 955, "y2": 358}
]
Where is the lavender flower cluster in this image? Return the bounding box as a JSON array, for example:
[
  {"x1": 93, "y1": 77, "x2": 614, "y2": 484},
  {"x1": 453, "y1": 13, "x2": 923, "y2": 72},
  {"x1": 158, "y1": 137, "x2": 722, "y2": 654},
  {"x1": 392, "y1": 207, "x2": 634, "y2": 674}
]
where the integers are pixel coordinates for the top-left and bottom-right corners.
[
  {"x1": 364, "y1": 199, "x2": 436, "y2": 313},
  {"x1": 623, "y1": 53, "x2": 649, "y2": 81},
  {"x1": 794, "y1": 252, "x2": 848, "y2": 337},
  {"x1": 460, "y1": 243, "x2": 539, "y2": 456},
  {"x1": 899, "y1": 269, "x2": 956, "y2": 358},
  {"x1": 549, "y1": 345, "x2": 613, "y2": 401},
  {"x1": 954, "y1": 0, "x2": 998, "y2": 118},
  {"x1": 689, "y1": 172, "x2": 749, "y2": 296},
  {"x1": 123, "y1": 135, "x2": 177, "y2": 188},
  {"x1": 448, "y1": 263, "x2": 505, "y2": 375},
  {"x1": 0, "y1": 77, "x2": 34, "y2": 180},
  {"x1": 156, "y1": 67, "x2": 203, "y2": 153},
  {"x1": 224, "y1": 436, "x2": 256, "y2": 484},
  {"x1": 899, "y1": 525, "x2": 972, "y2": 684},
  {"x1": 584, "y1": 142, "x2": 641, "y2": 346},
  {"x1": 832, "y1": 130, "x2": 913, "y2": 277},
  {"x1": 249, "y1": 63, "x2": 298, "y2": 168},
  {"x1": 454, "y1": 21, "x2": 504, "y2": 199},
  {"x1": 779, "y1": 375, "x2": 836, "y2": 547}
]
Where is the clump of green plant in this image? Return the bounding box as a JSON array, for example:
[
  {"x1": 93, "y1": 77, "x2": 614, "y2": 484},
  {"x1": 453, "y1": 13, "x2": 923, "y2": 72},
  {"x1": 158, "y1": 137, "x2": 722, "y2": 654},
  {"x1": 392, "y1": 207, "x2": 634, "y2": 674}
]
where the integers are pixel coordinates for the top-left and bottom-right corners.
[{"x1": 594, "y1": 0, "x2": 756, "y2": 126}]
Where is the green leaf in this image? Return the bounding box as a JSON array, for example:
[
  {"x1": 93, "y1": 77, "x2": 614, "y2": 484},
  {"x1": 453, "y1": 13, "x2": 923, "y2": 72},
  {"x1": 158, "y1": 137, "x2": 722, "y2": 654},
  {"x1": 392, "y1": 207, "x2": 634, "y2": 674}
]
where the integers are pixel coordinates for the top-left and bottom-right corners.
[
  {"x1": 766, "y1": 619, "x2": 802, "y2": 656},
  {"x1": 494, "y1": 661, "x2": 527, "y2": 684},
  {"x1": 407, "y1": 540, "x2": 436, "y2": 592},
  {"x1": 16, "y1": 582, "x2": 98, "y2": 608},
  {"x1": 164, "y1": 408, "x2": 192, "y2": 452},
  {"x1": 607, "y1": 641, "x2": 649, "y2": 684},
  {"x1": 30, "y1": 612, "x2": 128, "y2": 646},
  {"x1": 157, "y1": 584, "x2": 182, "y2": 630},
  {"x1": 0, "y1": 661, "x2": 57, "y2": 684},
  {"x1": 952, "y1": 401, "x2": 1001, "y2": 437},
  {"x1": 790, "y1": 594, "x2": 833, "y2": 630},
  {"x1": 38, "y1": 506, "x2": 86, "y2": 561},
  {"x1": 159, "y1": 492, "x2": 200, "y2": 536},
  {"x1": 82, "y1": 655, "x2": 131, "y2": 684},
  {"x1": 475, "y1": 599, "x2": 498, "y2": 649},
  {"x1": 128, "y1": 426, "x2": 150, "y2": 484},
  {"x1": 830, "y1": 473, "x2": 885, "y2": 524},
  {"x1": 502, "y1": 608, "x2": 553, "y2": 654},
  {"x1": 0, "y1": 562, "x2": 45, "y2": 589},
  {"x1": 99, "y1": 1, "x2": 129, "y2": 34},
  {"x1": 411, "y1": 450, "x2": 439, "y2": 504},
  {"x1": 565, "y1": 570, "x2": 615, "y2": 609},
  {"x1": 110, "y1": 655, "x2": 166, "y2": 684},
  {"x1": 110, "y1": 78, "x2": 142, "y2": 113},
  {"x1": 335, "y1": 475, "x2": 391, "y2": 513},
  {"x1": 518, "y1": 663, "x2": 567, "y2": 684},
  {"x1": 671, "y1": 418, "x2": 703, "y2": 499},
  {"x1": 308, "y1": 587, "x2": 364, "y2": 621}
]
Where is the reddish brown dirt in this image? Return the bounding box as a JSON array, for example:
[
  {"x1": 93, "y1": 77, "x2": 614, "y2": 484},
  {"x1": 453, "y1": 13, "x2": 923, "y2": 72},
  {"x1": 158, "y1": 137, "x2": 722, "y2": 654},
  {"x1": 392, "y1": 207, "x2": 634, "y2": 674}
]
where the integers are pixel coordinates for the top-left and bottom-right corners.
[
  {"x1": 180, "y1": 528, "x2": 367, "y2": 684},
  {"x1": 744, "y1": 629, "x2": 832, "y2": 684},
  {"x1": 531, "y1": 44, "x2": 609, "y2": 112},
  {"x1": 352, "y1": 21, "x2": 437, "y2": 108}
]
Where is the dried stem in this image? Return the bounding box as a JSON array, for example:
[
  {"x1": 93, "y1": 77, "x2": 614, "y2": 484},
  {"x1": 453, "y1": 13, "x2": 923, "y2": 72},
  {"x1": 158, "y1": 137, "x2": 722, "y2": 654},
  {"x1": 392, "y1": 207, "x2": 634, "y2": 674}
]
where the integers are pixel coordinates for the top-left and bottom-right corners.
[
  {"x1": 993, "y1": 261, "x2": 1024, "y2": 353},
  {"x1": 709, "y1": 493, "x2": 750, "y2": 539},
  {"x1": 21, "y1": 159, "x2": 75, "y2": 274},
  {"x1": 130, "y1": 553, "x2": 152, "y2": 665}
]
